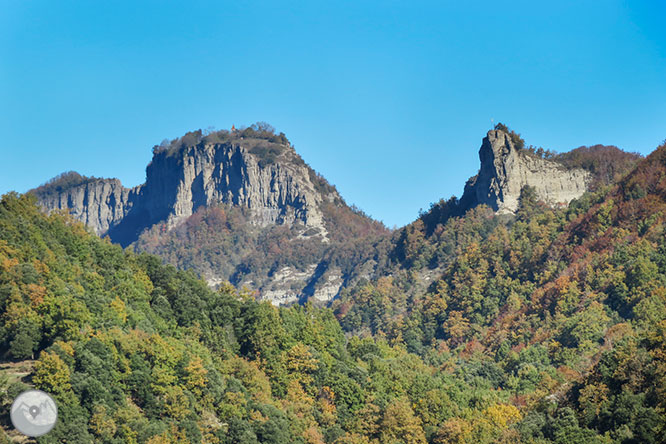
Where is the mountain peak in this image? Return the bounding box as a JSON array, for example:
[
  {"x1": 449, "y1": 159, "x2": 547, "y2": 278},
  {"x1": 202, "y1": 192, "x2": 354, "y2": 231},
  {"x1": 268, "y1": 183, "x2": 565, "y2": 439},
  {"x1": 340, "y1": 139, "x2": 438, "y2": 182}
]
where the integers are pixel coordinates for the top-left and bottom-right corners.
[
  {"x1": 462, "y1": 126, "x2": 592, "y2": 214},
  {"x1": 32, "y1": 125, "x2": 340, "y2": 247},
  {"x1": 30, "y1": 125, "x2": 388, "y2": 305}
]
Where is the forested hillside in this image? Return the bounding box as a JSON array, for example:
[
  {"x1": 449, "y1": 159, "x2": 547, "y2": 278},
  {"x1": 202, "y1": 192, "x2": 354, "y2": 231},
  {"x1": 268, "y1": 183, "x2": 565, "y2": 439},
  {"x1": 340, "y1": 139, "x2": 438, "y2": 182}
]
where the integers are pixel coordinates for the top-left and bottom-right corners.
[
  {"x1": 1, "y1": 139, "x2": 665, "y2": 443},
  {"x1": 333, "y1": 141, "x2": 666, "y2": 443},
  {"x1": 0, "y1": 193, "x2": 535, "y2": 443}
]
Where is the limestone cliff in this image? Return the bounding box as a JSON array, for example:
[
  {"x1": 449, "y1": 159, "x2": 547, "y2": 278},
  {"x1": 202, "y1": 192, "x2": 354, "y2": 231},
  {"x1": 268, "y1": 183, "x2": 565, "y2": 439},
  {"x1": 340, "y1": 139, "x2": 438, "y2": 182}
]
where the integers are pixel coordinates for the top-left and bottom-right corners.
[
  {"x1": 36, "y1": 177, "x2": 141, "y2": 237},
  {"x1": 137, "y1": 141, "x2": 332, "y2": 243},
  {"x1": 34, "y1": 139, "x2": 333, "y2": 247},
  {"x1": 462, "y1": 129, "x2": 592, "y2": 213},
  {"x1": 30, "y1": 130, "x2": 386, "y2": 306}
]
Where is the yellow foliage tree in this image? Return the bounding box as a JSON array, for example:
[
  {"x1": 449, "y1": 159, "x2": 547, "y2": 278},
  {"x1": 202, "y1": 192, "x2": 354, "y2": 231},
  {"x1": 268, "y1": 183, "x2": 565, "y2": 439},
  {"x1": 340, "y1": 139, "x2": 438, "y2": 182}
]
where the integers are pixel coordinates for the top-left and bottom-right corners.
[
  {"x1": 380, "y1": 398, "x2": 427, "y2": 444},
  {"x1": 285, "y1": 343, "x2": 319, "y2": 390},
  {"x1": 482, "y1": 403, "x2": 522, "y2": 429},
  {"x1": 90, "y1": 404, "x2": 117, "y2": 440},
  {"x1": 184, "y1": 356, "x2": 208, "y2": 396},
  {"x1": 317, "y1": 386, "x2": 337, "y2": 427},
  {"x1": 434, "y1": 417, "x2": 473, "y2": 444},
  {"x1": 162, "y1": 385, "x2": 190, "y2": 421},
  {"x1": 33, "y1": 351, "x2": 72, "y2": 399}
]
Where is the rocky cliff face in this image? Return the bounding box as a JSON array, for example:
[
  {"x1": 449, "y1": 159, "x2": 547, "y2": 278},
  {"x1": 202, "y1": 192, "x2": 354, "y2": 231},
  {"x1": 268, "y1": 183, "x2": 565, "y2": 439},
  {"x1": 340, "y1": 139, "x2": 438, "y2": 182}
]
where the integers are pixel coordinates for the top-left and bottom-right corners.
[
  {"x1": 31, "y1": 132, "x2": 381, "y2": 306},
  {"x1": 146, "y1": 144, "x2": 325, "y2": 227},
  {"x1": 37, "y1": 178, "x2": 141, "y2": 237},
  {"x1": 462, "y1": 129, "x2": 592, "y2": 213},
  {"x1": 35, "y1": 140, "x2": 333, "y2": 247}
]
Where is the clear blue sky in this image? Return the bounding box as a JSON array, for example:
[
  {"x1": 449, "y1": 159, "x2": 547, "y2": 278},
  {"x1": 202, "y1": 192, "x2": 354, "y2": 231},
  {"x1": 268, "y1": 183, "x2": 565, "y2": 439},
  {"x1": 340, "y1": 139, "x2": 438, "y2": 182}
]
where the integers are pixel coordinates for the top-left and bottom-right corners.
[{"x1": 1, "y1": 1, "x2": 665, "y2": 227}]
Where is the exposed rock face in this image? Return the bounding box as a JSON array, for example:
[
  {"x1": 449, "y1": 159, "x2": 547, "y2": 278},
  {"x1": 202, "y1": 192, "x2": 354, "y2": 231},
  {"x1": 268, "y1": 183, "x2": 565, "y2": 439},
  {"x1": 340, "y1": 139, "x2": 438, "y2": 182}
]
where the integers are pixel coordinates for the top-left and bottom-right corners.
[
  {"x1": 142, "y1": 144, "x2": 327, "y2": 231},
  {"x1": 36, "y1": 141, "x2": 331, "y2": 247},
  {"x1": 32, "y1": 136, "x2": 369, "y2": 306},
  {"x1": 259, "y1": 265, "x2": 319, "y2": 306},
  {"x1": 462, "y1": 129, "x2": 592, "y2": 213},
  {"x1": 38, "y1": 179, "x2": 141, "y2": 237}
]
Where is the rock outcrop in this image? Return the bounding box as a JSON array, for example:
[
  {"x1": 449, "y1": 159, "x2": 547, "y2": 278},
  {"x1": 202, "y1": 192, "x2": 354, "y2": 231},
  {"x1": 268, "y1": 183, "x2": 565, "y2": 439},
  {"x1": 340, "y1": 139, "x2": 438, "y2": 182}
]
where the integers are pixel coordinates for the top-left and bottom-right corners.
[
  {"x1": 35, "y1": 140, "x2": 332, "y2": 247},
  {"x1": 37, "y1": 178, "x2": 141, "y2": 238},
  {"x1": 30, "y1": 132, "x2": 379, "y2": 306},
  {"x1": 142, "y1": 143, "x2": 328, "y2": 231},
  {"x1": 462, "y1": 129, "x2": 592, "y2": 213}
]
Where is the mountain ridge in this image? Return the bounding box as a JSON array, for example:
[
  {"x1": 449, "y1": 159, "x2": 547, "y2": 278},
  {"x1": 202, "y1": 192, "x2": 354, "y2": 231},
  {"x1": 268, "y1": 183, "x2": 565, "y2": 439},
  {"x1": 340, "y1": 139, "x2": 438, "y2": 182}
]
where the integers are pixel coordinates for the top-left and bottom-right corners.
[
  {"x1": 32, "y1": 124, "x2": 390, "y2": 305},
  {"x1": 418, "y1": 126, "x2": 642, "y2": 241},
  {"x1": 30, "y1": 124, "x2": 641, "y2": 306}
]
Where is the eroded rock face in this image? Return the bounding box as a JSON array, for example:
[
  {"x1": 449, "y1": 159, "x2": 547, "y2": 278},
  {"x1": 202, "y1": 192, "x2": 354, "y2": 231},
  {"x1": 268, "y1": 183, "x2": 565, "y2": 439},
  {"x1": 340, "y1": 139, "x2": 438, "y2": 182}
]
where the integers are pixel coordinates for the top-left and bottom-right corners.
[
  {"x1": 38, "y1": 179, "x2": 142, "y2": 237},
  {"x1": 33, "y1": 139, "x2": 352, "y2": 305},
  {"x1": 141, "y1": 143, "x2": 329, "y2": 238},
  {"x1": 36, "y1": 141, "x2": 331, "y2": 247},
  {"x1": 463, "y1": 129, "x2": 592, "y2": 213}
]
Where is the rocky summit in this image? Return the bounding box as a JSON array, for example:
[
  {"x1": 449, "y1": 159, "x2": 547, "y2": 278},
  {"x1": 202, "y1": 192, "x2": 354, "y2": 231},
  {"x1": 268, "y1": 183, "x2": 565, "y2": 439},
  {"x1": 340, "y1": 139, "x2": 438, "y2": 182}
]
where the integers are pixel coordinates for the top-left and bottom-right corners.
[
  {"x1": 461, "y1": 128, "x2": 592, "y2": 214},
  {"x1": 31, "y1": 125, "x2": 388, "y2": 305},
  {"x1": 34, "y1": 132, "x2": 332, "y2": 247}
]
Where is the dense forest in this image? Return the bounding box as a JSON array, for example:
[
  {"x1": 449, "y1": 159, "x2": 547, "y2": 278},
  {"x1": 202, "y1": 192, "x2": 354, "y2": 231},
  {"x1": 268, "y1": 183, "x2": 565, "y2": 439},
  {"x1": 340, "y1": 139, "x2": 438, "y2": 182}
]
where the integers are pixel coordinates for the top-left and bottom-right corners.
[
  {"x1": 1, "y1": 138, "x2": 665, "y2": 443},
  {"x1": 333, "y1": 140, "x2": 666, "y2": 443}
]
